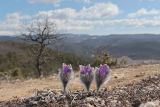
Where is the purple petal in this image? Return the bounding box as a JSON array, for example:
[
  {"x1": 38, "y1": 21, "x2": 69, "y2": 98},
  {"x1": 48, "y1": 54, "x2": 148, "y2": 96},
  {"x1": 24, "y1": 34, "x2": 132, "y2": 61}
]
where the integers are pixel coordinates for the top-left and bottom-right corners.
[
  {"x1": 79, "y1": 64, "x2": 93, "y2": 74},
  {"x1": 63, "y1": 63, "x2": 72, "y2": 74},
  {"x1": 98, "y1": 64, "x2": 109, "y2": 76}
]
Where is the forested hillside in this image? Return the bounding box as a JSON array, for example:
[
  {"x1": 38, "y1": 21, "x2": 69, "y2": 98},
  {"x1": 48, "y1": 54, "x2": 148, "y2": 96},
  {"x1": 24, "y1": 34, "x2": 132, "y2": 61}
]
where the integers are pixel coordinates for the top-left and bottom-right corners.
[{"x1": 0, "y1": 41, "x2": 87, "y2": 79}]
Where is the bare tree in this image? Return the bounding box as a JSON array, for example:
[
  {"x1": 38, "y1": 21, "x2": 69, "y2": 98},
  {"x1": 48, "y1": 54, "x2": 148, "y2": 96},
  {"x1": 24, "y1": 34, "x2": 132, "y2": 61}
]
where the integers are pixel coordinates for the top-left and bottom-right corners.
[{"x1": 21, "y1": 17, "x2": 61, "y2": 77}]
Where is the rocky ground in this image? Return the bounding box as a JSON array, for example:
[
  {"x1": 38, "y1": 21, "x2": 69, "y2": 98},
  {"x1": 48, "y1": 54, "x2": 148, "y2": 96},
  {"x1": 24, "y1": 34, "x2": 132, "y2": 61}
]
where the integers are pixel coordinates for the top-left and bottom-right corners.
[
  {"x1": 0, "y1": 74, "x2": 159, "y2": 107},
  {"x1": 1, "y1": 64, "x2": 160, "y2": 101}
]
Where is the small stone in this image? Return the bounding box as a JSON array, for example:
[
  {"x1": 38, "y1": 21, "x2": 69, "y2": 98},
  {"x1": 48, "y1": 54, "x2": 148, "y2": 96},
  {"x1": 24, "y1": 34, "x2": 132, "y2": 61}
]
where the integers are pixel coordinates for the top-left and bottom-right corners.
[
  {"x1": 86, "y1": 97, "x2": 95, "y2": 102},
  {"x1": 139, "y1": 101, "x2": 160, "y2": 107},
  {"x1": 102, "y1": 100, "x2": 105, "y2": 105},
  {"x1": 86, "y1": 103, "x2": 94, "y2": 107},
  {"x1": 110, "y1": 100, "x2": 118, "y2": 107},
  {"x1": 132, "y1": 100, "x2": 141, "y2": 107},
  {"x1": 29, "y1": 101, "x2": 38, "y2": 105},
  {"x1": 111, "y1": 100, "x2": 118, "y2": 103},
  {"x1": 114, "y1": 76, "x2": 118, "y2": 78}
]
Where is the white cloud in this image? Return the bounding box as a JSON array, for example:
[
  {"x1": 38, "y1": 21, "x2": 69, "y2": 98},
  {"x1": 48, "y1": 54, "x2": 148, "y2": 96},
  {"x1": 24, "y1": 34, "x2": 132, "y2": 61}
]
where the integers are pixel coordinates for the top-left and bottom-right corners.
[
  {"x1": 128, "y1": 8, "x2": 160, "y2": 18},
  {"x1": 28, "y1": 0, "x2": 60, "y2": 4},
  {"x1": 37, "y1": 3, "x2": 119, "y2": 20},
  {"x1": 34, "y1": 2, "x2": 119, "y2": 32},
  {"x1": 0, "y1": 13, "x2": 30, "y2": 35},
  {"x1": 79, "y1": 3, "x2": 119, "y2": 20},
  {"x1": 36, "y1": 8, "x2": 77, "y2": 20},
  {"x1": 106, "y1": 18, "x2": 160, "y2": 27}
]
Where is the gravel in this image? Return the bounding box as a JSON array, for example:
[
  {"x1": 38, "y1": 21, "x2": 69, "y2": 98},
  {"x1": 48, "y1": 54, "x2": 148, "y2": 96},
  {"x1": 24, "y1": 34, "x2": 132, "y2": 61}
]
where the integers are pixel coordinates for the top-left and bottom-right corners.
[{"x1": 0, "y1": 74, "x2": 160, "y2": 107}]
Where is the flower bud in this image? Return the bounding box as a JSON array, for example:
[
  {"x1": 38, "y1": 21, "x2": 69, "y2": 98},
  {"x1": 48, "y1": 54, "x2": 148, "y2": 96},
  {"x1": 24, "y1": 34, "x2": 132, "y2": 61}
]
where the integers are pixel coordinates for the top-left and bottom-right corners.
[
  {"x1": 95, "y1": 64, "x2": 110, "y2": 91},
  {"x1": 79, "y1": 64, "x2": 94, "y2": 91},
  {"x1": 59, "y1": 63, "x2": 73, "y2": 93}
]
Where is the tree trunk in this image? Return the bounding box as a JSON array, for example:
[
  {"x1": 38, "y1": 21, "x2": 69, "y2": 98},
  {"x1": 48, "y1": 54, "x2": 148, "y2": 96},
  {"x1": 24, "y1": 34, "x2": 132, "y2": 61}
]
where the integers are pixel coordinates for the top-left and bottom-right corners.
[
  {"x1": 35, "y1": 44, "x2": 45, "y2": 77},
  {"x1": 36, "y1": 59, "x2": 41, "y2": 77}
]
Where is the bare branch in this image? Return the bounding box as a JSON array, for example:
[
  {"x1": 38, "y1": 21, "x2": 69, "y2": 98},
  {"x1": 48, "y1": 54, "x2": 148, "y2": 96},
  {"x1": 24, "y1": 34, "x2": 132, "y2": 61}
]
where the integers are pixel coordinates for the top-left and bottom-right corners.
[{"x1": 20, "y1": 16, "x2": 62, "y2": 77}]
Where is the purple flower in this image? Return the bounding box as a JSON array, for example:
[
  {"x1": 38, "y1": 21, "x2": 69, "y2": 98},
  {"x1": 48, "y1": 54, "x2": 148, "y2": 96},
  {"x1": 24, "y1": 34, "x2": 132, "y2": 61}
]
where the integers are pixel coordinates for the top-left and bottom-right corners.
[
  {"x1": 99, "y1": 64, "x2": 109, "y2": 76},
  {"x1": 80, "y1": 65, "x2": 92, "y2": 74},
  {"x1": 63, "y1": 63, "x2": 72, "y2": 74},
  {"x1": 80, "y1": 64, "x2": 94, "y2": 91},
  {"x1": 59, "y1": 63, "x2": 73, "y2": 93},
  {"x1": 95, "y1": 64, "x2": 110, "y2": 91}
]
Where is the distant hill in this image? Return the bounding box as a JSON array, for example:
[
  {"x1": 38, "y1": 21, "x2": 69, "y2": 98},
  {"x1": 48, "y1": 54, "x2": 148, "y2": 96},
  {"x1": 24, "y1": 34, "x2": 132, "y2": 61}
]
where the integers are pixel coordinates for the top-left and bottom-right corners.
[
  {"x1": 1, "y1": 34, "x2": 160, "y2": 60},
  {"x1": 55, "y1": 34, "x2": 160, "y2": 60},
  {"x1": 0, "y1": 36, "x2": 18, "y2": 41}
]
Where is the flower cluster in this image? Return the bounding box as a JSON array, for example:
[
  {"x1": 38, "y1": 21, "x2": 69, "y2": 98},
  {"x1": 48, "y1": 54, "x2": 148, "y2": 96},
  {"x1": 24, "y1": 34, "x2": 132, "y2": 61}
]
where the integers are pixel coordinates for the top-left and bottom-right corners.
[{"x1": 59, "y1": 63, "x2": 111, "y2": 93}]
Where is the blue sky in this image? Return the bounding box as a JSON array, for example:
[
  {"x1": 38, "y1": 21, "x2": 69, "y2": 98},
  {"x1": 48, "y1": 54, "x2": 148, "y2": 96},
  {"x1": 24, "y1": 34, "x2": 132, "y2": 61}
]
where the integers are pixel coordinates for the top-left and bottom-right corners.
[{"x1": 1, "y1": 0, "x2": 160, "y2": 35}]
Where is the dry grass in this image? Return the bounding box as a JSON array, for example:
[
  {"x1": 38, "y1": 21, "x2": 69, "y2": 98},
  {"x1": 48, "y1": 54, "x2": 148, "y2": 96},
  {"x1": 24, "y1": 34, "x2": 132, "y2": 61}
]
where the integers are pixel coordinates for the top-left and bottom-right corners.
[{"x1": 0, "y1": 64, "x2": 160, "y2": 101}]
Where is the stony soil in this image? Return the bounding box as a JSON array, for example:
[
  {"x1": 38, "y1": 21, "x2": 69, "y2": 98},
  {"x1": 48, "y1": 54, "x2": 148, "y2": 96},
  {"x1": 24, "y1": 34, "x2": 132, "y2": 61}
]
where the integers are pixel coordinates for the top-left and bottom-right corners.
[{"x1": 0, "y1": 74, "x2": 159, "y2": 107}]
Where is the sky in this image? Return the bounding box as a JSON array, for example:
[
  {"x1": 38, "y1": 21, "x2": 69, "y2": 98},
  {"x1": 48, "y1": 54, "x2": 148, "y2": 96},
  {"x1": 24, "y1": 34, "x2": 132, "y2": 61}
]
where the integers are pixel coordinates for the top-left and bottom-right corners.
[{"x1": 1, "y1": 0, "x2": 160, "y2": 35}]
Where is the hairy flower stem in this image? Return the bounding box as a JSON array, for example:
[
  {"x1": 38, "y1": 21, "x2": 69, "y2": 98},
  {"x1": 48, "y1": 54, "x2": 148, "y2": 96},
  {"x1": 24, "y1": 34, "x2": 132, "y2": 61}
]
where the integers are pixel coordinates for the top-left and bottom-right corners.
[
  {"x1": 85, "y1": 82, "x2": 91, "y2": 92},
  {"x1": 96, "y1": 87, "x2": 100, "y2": 92},
  {"x1": 63, "y1": 81, "x2": 67, "y2": 93}
]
